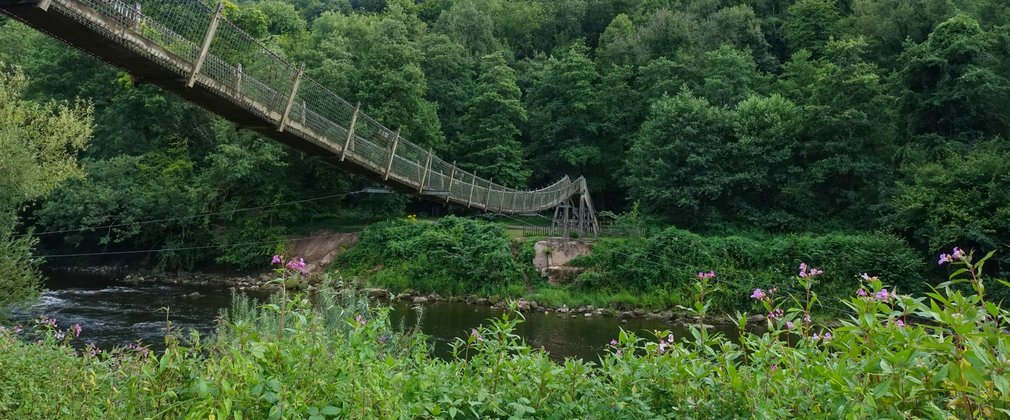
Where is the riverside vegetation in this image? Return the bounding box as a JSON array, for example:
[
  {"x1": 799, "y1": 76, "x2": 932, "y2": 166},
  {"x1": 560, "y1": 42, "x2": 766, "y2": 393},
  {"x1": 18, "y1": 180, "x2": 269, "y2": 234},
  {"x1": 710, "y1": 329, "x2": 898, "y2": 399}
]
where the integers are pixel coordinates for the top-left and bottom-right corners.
[
  {"x1": 2, "y1": 251, "x2": 1009, "y2": 417},
  {"x1": 337, "y1": 215, "x2": 924, "y2": 313}
]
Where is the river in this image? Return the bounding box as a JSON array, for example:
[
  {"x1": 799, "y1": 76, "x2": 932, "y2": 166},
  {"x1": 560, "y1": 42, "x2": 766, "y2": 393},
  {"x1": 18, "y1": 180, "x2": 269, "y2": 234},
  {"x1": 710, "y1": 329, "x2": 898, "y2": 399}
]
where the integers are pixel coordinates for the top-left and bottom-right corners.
[{"x1": 9, "y1": 274, "x2": 737, "y2": 360}]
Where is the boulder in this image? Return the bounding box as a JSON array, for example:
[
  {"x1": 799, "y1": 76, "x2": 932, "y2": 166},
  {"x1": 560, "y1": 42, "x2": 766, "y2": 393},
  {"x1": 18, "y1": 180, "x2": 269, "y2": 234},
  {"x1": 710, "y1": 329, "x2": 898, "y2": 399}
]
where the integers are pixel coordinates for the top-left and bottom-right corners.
[
  {"x1": 412, "y1": 296, "x2": 428, "y2": 304},
  {"x1": 364, "y1": 288, "x2": 388, "y2": 299}
]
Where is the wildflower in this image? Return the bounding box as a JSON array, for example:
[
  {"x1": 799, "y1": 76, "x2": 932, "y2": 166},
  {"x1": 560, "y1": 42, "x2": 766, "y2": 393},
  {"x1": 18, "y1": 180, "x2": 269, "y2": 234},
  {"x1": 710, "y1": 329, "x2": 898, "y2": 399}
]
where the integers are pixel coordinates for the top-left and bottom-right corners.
[
  {"x1": 893, "y1": 319, "x2": 905, "y2": 328},
  {"x1": 875, "y1": 289, "x2": 890, "y2": 301},
  {"x1": 937, "y1": 253, "x2": 951, "y2": 265},
  {"x1": 812, "y1": 333, "x2": 820, "y2": 340},
  {"x1": 803, "y1": 314, "x2": 811, "y2": 323},
  {"x1": 54, "y1": 331, "x2": 65, "y2": 340},
  {"x1": 470, "y1": 328, "x2": 483, "y2": 342},
  {"x1": 750, "y1": 289, "x2": 767, "y2": 300},
  {"x1": 271, "y1": 255, "x2": 284, "y2": 265},
  {"x1": 610, "y1": 339, "x2": 618, "y2": 346},
  {"x1": 379, "y1": 335, "x2": 389, "y2": 344},
  {"x1": 286, "y1": 257, "x2": 307, "y2": 272},
  {"x1": 808, "y1": 268, "x2": 823, "y2": 277},
  {"x1": 860, "y1": 273, "x2": 878, "y2": 281},
  {"x1": 770, "y1": 364, "x2": 778, "y2": 371},
  {"x1": 785, "y1": 321, "x2": 794, "y2": 329},
  {"x1": 856, "y1": 288, "x2": 868, "y2": 297},
  {"x1": 768, "y1": 308, "x2": 784, "y2": 320},
  {"x1": 355, "y1": 314, "x2": 367, "y2": 326},
  {"x1": 71, "y1": 323, "x2": 82, "y2": 338},
  {"x1": 667, "y1": 333, "x2": 674, "y2": 342},
  {"x1": 952, "y1": 247, "x2": 965, "y2": 260},
  {"x1": 615, "y1": 349, "x2": 622, "y2": 356},
  {"x1": 697, "y1": 271, "x2": 716, "y2": 279},
  {"x1": 798, "y1": 263, "x2": 809, "y2": 277},
  {"x1": 823, "y1": 332, "x2": 833, "y2": 341}
]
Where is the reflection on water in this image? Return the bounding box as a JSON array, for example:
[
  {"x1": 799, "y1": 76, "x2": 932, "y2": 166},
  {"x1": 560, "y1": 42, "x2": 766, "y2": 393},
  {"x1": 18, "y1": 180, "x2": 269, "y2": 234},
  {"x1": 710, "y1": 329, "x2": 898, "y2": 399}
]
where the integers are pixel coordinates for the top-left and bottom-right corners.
[{"x1": 9, "y1": 276, "x2": 738, "y2": 360}]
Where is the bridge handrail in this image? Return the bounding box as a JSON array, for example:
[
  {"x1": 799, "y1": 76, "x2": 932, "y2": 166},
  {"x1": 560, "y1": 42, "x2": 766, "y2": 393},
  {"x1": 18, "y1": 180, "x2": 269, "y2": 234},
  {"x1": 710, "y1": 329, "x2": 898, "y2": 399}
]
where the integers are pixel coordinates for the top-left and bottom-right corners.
[{"x1": 48, "y1": 0, "x2": 586, "y2": 213}]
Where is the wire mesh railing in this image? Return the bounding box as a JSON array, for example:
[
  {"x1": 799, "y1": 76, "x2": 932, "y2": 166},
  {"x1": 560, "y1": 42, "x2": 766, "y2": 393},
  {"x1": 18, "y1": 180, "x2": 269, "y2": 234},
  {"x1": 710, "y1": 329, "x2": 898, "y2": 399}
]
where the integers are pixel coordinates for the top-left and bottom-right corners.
[{"x1": 42, "y1": 0, "x2": 585, "y2": 214}]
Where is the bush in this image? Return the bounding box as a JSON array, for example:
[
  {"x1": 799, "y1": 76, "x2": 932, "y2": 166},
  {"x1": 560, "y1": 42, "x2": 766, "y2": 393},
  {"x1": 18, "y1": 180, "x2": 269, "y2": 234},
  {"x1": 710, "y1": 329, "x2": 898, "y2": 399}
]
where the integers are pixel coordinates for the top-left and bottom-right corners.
[
  {"x1": 1, "y1": 252, "x2": 1008, "y2": 418},
  {"x1": 336, "y1": 216, "x2": 523, "y2": 295},
  {"x1": 574, "y1": 227, "x2": 925, "y2": 312}
]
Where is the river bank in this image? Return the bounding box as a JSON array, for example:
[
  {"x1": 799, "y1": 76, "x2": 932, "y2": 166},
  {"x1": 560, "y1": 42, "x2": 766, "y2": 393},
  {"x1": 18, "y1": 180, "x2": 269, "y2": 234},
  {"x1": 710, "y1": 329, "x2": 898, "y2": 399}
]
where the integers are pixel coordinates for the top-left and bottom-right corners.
[{"x1": 44, "y1": 265, "x2": 774, "y2": 329}]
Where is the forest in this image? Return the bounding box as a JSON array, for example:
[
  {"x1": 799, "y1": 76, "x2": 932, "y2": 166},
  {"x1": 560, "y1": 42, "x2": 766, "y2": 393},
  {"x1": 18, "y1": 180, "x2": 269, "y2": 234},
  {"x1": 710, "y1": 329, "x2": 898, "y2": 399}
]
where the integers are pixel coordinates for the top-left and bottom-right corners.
[{"x1": 2, "y1": 0, "x2": 1010, "y2": 274}]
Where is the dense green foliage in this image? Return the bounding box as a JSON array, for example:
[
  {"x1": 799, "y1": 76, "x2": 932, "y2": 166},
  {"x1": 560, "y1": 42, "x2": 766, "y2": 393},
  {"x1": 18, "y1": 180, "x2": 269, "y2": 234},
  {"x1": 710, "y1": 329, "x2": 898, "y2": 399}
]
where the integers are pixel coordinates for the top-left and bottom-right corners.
[
  {"x1": 575, "y1": 227, "x2": 924, "y2": 312},
  {"x1": 0, "y1": 67, "x2": 91, "y2": 311},
  {"x1": 3, "y1": 254, "x2": 1010, "y2": 417},
  {"x1": 337, "y1": 216, "x2": 523, "y2": 295},
  {"x1": 2, "y1": 0, "x2": 1010, "y2": 269}
]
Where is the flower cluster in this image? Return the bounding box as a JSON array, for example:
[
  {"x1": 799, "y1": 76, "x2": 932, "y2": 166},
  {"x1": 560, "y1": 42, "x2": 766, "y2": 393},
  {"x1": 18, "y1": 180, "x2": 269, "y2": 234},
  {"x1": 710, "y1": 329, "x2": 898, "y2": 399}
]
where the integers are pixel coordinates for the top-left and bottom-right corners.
[
  {"x1": 71, "y1": 323, "x2": 82, "y2": 338},
  {"x1": 798, "y1": 263, "x2": 823, "y2": 278},
  {"x1": 811, "y1": 332, "x2": 833, "y2": 341},
  {"x1": 271, "y1": 255, "x2": 308, "y2": 274},
  {"x1": 696, "y1": 271, "x2": 716, "y2": 280},
  {"x1": 124, "y1": 342, "x2": 151, "y2": 359},
  {"x1": 354, "y1": 314, "x2": 368, "y2": 326},
  {"x1": 768, "y1": 308, "x2": 784, "y2": 320},
  {"x1": 470, "y1": 328, "x2": 483, "y2": 342},
  {"x1": 937, "y1": 246, "x2": 966, "y2": 265}
]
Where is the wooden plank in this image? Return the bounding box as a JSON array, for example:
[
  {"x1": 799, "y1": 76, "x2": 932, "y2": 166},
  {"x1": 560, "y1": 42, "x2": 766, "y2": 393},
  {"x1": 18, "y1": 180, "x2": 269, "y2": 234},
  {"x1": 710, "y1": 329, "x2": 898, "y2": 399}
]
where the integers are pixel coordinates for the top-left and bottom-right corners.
[
  {"x1": 277, "y1": 62, "x2": 305, "y2": 132},
  {"x1": 383, "y1": 129, "x2": 400, "y2": 181},
  {"x1": 418, "y1": 148, "x2": 432, "y2": 193},
  {"x1": 187, "y1": 2, "x2": 223, "y2": 88},
  {"x1": 340, "y1": 102, "x2": 360, "y2": 161},
  {"x1": 445, "y1": 161, "x2": 456, "y2": 202},
  {"x1": 467, "y1": 172, "x2": 477, "y2": 208}
]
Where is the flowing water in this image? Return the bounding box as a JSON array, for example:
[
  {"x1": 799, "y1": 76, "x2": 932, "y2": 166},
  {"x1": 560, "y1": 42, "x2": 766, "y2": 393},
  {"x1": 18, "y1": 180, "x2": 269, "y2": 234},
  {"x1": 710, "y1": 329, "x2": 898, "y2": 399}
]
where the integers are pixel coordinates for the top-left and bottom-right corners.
[{"x1": 9, "y1": 273, "x2": 738, "y2": 360}]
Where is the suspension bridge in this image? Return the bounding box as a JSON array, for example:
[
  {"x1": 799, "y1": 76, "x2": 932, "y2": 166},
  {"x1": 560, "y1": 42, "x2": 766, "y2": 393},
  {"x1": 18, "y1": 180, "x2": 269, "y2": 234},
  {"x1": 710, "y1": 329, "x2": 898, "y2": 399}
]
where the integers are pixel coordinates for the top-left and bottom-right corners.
[{"x1": 0, "y1": 0, "x2": 600, "y2": 238}]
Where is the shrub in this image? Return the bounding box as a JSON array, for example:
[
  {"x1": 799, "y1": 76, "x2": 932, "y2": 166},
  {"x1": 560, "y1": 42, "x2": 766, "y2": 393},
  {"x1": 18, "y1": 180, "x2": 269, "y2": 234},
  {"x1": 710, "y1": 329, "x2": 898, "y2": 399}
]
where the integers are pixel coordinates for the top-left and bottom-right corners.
[
  {"x1": 574, "y1": 227, "x2": 925, "y2": 312},
  {"x1": 1, "y1": 249, "x2": 1008, "y2": 418},
  {"x1": 336, "y1": 216, "x2": 522, "y2": 295}
]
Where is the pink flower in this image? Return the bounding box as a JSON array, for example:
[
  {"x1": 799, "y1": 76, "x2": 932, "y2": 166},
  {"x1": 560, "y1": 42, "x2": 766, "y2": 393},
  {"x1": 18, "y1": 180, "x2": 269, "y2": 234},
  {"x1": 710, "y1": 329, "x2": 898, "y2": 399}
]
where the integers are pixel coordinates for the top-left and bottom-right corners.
[
  {"x1": 952, "y1": 247, "x2": 965, "y2": 260},
  {"x1": 615, "y1": 349, "x2": 622, "y2": 356},
  {"x1": 785, "y1": 321, "x2": 794, "y2": 329},
  {"x1": 355, "y1": 314, "x2": 367, "y2": 326},
  {"x1": 856, "y1": 288, "x2": 868, "y2": 297},
  {"x1": 54, "y1": 331, "x2": 65, "y2": 340},
  {"x1": 798, "y1": 263, "x2": 808, "y2": 277},
  {"x1": 697, "y1": 271, "x2": 716, "y2": 279},
  {"x1": 71, "y1": 323, "x2": 82, "y2": 338},
  {"x1": 770, "y1": 364, "x2": 778, "y2": 371},
  {"x1": 286, "y1": 257, "x2": 306, "y2": 272},
  {"x1": 937, "y1": 253, "x2": 951, "y2": 265},
  {"x1": 768, "y1": 308, "x2": 784, "y2": 320},
  {"x1": 808, "y1": 268, "x2": 823, "y2": 277},
  {"x1": 875, "y1": 289, "x2": 890, "y2": 301},
  {"x1": 893, "y1": 319, "x2": 905, "y2": 328},
  {"x1": 271, "y1": 255, "x2": 284, "y2": 265},
  {"x1": 610, "y1": 339, "x2": 618, "y2": 346},
  {"x1": 750, "y1": 289, "x2": 766, "y2": 300},
  {"x1": 812, "y1": 333, "x2": 820, "y2": 340},
  {"x1": 470, "y1": 328, "x2": 483, "y2": 342},
  {"x1": 823, "y1": 332, "x2": 832, "y2": 341}
]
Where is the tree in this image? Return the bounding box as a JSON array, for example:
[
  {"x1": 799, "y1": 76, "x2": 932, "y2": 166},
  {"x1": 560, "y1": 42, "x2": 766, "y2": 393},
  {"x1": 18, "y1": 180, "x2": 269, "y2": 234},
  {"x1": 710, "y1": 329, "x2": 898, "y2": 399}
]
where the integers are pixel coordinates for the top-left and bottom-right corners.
[
  {"x1": 455, "y1": 53, "x2": 529, "y2": 187},
  {"x1": 696, "y1": 45, "x2": 766, "y2": 108},
  {"x1": 354, "y1": 18, "x2": 444, "y2": 149},
  {"x1": 898, "y1": 14, "x2": 1010, "y2": 141},
  {"x1": 419, "y1": 34, "x2": 474, "y2": 144},
  {"x1": 625, "y1": 91, "x2": 734, "y2": 227},
  {"x1": 727, "y1": 94, "x2": 804, "y2": 229},
  {"x1": 850, "y1": 0, "x2": 956, "y2": 66},
  {"x1": 597, "y1": 13, "x2": 643, "y2": 67},
  {"x1": 783, "y1": 0, "x2": 841, "y2": 56},
  {"x1": 0, "y1": 66, "x2": 91, "y2": 311},
  {"x1": 525, "y1": 43, "x2": 601, "y2": 184}
]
